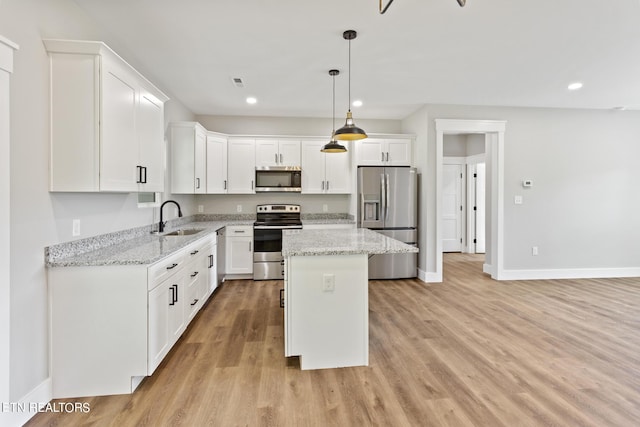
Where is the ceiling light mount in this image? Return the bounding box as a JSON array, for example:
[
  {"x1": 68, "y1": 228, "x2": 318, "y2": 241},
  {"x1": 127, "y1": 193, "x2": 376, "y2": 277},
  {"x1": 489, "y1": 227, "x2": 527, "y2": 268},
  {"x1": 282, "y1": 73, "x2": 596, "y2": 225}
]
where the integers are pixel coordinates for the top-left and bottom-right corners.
[{"x1": 334, "y1": 30, "x2": 367, "y2": 141}]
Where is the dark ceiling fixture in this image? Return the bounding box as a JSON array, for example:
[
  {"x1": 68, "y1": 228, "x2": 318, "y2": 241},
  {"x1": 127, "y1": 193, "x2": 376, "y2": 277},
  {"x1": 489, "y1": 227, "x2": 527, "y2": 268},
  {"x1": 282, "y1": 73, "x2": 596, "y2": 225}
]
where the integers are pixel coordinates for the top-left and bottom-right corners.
[
  {"x1": 321, "y1": 69, "x2": 347, "y2": 153},
  {"x1": 334, "y1": 30, "x2": 367, "y2": 141},
  {"x1": 379, "y1": 0, "x2": 466, "y2": 14}
]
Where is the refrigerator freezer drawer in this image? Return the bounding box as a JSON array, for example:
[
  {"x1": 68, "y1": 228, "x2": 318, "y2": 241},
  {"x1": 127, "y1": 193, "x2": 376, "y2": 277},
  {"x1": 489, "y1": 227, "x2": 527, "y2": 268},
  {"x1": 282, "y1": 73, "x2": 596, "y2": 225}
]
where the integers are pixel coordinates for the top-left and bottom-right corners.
[{"x1": 368, "y1": 251, "x2": 417, "y2": 280}]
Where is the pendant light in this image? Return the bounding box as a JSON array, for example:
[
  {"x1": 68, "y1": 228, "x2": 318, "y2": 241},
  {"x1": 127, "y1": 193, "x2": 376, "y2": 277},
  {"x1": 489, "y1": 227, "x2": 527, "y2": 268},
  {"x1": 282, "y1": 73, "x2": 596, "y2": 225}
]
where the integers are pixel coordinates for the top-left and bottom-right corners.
[
  {"x1": 334, "y1": 30, "x2": 367, "y2": 141},
  {"x1": 321, "y1": 69, "x2": 347, "y2": 153}
]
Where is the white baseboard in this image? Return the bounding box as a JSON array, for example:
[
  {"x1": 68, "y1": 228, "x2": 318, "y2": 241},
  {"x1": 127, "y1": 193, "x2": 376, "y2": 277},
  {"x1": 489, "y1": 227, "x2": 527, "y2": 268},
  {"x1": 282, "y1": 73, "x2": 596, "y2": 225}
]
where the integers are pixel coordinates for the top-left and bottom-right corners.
[
  {"x1": 0, "y1": 378, "x2": 51, "y2": 427},
  {"x1": 418, "y1": 268, "x2": 442, "y2": 283},
  {"x1": 497, "y1": 267, "x2": 640, "y2": 281}
]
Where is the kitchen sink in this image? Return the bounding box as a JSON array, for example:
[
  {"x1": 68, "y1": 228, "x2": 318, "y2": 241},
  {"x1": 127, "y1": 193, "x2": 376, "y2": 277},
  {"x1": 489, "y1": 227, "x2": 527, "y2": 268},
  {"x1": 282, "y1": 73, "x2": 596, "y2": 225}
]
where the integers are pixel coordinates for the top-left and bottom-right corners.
[{"x1": 163, "y1": 228, "x2": 205, "y2": 236}]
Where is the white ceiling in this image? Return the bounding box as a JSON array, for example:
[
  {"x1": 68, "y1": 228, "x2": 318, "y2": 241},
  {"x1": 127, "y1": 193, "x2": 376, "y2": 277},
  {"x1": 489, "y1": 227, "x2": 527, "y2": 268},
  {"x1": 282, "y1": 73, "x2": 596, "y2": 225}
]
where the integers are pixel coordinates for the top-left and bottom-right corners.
[{"x1": 73, "y1": 0, "x2": 640, "y2": 120}]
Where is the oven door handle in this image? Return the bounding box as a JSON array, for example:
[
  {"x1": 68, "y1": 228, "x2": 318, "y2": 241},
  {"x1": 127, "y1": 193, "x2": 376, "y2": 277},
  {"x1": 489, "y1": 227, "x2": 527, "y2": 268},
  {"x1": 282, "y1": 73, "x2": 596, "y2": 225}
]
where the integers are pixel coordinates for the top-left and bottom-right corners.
[{"x1": 253, "y1": 225, "x2": 303, "y2": 230}]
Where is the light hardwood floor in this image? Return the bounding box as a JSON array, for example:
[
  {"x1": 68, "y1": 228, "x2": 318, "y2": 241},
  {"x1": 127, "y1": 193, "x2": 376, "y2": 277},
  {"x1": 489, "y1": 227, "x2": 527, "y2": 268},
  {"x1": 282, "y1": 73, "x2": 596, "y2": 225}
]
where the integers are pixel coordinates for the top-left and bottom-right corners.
[{"x1": 27, "y1": 253, "x2": 640, "y2": 426}]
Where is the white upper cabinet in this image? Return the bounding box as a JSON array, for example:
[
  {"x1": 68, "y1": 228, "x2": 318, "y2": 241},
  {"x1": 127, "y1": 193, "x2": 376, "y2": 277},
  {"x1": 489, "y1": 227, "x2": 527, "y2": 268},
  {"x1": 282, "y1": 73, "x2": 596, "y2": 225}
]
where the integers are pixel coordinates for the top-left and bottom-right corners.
[
  {"x1": 355, "y1": 137, "x2": 412, "y2": 166},
  {"x1": 170, "y1": 122, "x2": 207, "y2": 194},
  {"x1": 44, "y1": 40, "x2": 168, "y2": 192},
  {"x1": 206, "y1": 132, "x2": 228, "y2": 194},
  {"x1": 301, "y1": 140, "x2": 351, "y2": 194},
  {"x1": 227, "y1": 138, "x2": 256, "y2": 193},
  {"x1": 255, "y1": 138, "x2": 301, "y2": 167}
]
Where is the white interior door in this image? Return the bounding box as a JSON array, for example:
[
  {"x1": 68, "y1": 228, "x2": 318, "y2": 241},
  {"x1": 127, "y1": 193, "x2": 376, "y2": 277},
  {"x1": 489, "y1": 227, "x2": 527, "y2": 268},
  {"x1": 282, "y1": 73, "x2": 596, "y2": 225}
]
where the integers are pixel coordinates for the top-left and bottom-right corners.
[
  {"x1": 442, "y1": 163, "x2": 463, "y2": 252},
  {"x1": 475, "y1": 163, "x2": 486, "y2": 253}
]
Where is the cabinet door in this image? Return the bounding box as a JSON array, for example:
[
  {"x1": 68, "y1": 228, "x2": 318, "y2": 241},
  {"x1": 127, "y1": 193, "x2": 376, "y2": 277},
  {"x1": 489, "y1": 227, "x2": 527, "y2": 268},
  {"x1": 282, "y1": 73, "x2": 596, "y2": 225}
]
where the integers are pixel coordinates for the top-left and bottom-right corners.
[
  {"x1": 225, "y1": 236, "x2": 253, "y2": 274},
  {"x1": 301, "y1": 140, "x2": 326, "y2": 194},
  {"x1": 227, "y1": 139, "x2": 256, "y2": 193},
  {"x1": 168, "y1": 279, "x2": 185, "y2": 346},
  {"x1": 255, "y1": 139, "x2": 279, "y2": 167},
  {"x1": 194, "y1": 127, "x2": 207, "y2": 194},
  {"x1": 100, "y1": 60, "x2": 138, "y2": 191},
  {"x1": 137, "y1": 90, "x2": 165, "y2": 192},
  {"x1": 386, "y1": 139, "x2": 411, "y2": 166},
  {"x1": 206, "y1": 134, "x2": 228, "y2": 193},
  {"x1": 204, "y1": 242, "x2": 218, "y2": 297},
  {"x1": 324, "y1": 145, "x2": 352, "y2": 194},
  {"x1": 148, "y1": 280, "x2": 170, "y2": 374},
  {"x1": 355, "y1": 138, "x2": 385, "y2": 166},
  {"x1": 278, "y1": 140, "x2": 301, "y2": 167}
]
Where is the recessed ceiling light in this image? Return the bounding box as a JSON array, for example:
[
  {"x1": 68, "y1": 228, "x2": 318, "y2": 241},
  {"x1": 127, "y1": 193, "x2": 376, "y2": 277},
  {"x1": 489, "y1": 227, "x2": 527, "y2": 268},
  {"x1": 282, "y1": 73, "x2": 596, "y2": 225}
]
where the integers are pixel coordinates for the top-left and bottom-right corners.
[
  {"x1": 567, "y1": 82, "x2": 583, "y2": 91},
  {"x1": 246, "y1": 97, "x2": 257, "y2": 104},
  {"x1": 352, "y1": 100, "x2": 363, "y2": 107}
]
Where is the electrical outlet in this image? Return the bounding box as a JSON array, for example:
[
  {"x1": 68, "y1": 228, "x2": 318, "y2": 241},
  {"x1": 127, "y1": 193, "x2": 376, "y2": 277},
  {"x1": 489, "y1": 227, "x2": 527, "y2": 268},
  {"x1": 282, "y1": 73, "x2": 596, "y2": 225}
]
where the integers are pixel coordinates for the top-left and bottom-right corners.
[
  {"x1": 323, "y1": 204, "x2": 328, "y2": 212},
  {"x1": 198, "y1": 205, "x2": 204, "y2": 213},
  {"x1": 72, "y1": 219, "x2": 81, "y2": 237},
  {"x1": 236, "y1": 204, "x2": 242, "y2": 213},
  {"x1": 322, "y1": 274, "x2": 335, "y2": 292},
  {"x1": 532, "y1": 246, "x2": 539, "y2": 256},
  {"x1": 514, "y1": 195, "x2": 523, "y2": 205}
]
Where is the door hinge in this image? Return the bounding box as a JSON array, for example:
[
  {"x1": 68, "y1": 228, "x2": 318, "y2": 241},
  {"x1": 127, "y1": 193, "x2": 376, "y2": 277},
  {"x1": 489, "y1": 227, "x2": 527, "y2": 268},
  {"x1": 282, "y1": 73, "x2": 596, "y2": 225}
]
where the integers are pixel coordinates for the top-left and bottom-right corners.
[
  {"x1": 460, "y1": 238, "x2": 463, "y2": 243},
  {"x1": 473, "y1": 173, "x2": 477, "y2": 178},
  {"x1": 473, "y1": 206, "x2": 477, "y2": 211},
  {"x1": 460, "y1": 173, "x2": 463, "y2": 179},
  {"x1": 460, "y1": 205, "x2": 463, "y2": 211},
  {"x1": 474, "y1": 238, "x2": 477, "y2": 243}
]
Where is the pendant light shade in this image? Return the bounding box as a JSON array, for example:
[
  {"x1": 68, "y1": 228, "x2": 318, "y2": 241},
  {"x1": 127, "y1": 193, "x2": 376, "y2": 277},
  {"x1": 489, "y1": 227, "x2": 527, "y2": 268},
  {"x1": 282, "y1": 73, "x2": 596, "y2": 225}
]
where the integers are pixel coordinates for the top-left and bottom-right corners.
[
  {"x1": 334, "y1": 30, "x2": 367, "y2": 141},
  {"x1": 322, "y1": 69, "x2": 347, "y2": 153}
]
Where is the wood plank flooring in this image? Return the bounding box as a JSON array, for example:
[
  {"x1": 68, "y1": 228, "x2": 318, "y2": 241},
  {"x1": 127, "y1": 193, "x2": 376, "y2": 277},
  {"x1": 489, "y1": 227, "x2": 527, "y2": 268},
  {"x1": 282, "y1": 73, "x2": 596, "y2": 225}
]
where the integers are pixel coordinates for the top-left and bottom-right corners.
[{"x1": 26, "y1": 254, "x2": 640, "y2": 426}]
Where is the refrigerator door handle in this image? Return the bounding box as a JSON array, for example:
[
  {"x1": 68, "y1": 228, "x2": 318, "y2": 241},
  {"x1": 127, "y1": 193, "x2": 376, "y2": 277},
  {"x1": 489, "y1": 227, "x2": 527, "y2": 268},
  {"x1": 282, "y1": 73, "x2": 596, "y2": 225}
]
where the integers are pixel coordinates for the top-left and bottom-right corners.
[
  {"x1": 360, "y1": 192, "x2": 365, "y2": 224},
  {"x1": 380, "y1": 173, "x2": 386, "y2": 222},
  {"x1": 386, "y1": 173, "x2": 390, "y2": 221}
]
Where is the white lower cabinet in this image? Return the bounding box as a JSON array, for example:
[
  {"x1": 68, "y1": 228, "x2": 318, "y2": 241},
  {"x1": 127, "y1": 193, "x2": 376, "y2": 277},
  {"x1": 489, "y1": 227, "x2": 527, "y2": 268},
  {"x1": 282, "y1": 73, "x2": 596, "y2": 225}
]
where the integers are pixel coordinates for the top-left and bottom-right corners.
[
  {"x1": 49, "y1": 232, "x2": 218, "y2": 398},
  {"x1": 203, "y1": 236, "x2": 218, "y2": 296},
  {"x1": 225, "y1": 225, "x2": 253, "y2": 275}
]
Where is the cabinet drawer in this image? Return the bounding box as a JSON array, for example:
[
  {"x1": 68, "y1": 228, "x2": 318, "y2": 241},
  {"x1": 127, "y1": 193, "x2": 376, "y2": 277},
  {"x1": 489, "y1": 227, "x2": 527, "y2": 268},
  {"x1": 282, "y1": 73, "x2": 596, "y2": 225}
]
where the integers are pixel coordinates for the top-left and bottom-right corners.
[
  {"x1": 226, "y1": 225, "x2": 253, "y2": 237},
  {"x1": 148, "y1": 250, "x2": 186, "y2": 289}
]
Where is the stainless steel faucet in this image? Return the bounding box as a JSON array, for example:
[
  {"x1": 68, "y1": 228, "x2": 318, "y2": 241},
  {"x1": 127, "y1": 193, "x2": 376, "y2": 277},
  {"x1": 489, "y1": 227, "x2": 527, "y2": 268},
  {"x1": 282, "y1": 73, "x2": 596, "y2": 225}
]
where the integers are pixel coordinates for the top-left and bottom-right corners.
[{"x1": 158, "y1": 200, "x2": 183, "y2": 233}]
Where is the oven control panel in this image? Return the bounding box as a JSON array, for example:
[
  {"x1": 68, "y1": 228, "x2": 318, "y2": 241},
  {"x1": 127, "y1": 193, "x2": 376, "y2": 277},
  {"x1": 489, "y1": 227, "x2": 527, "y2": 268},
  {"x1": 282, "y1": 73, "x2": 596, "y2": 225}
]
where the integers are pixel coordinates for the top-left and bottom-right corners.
[{"x1": 256, "y1": 204, "x2": 300, "y2": 213}]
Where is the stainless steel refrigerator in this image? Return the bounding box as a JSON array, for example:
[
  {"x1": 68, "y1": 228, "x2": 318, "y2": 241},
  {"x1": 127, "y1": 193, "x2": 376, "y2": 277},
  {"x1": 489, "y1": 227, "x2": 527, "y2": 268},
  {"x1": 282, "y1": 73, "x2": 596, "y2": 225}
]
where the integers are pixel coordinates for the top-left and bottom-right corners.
[{"x1": 357, "y1": 166, "x2": 418, "y2": 279}]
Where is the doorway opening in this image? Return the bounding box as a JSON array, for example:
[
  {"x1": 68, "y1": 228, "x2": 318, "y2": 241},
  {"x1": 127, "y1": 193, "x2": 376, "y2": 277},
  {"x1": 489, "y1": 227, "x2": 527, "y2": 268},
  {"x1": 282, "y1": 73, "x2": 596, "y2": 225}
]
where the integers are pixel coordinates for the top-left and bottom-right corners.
[
  {"x1": 442, "y1": 134, "x2": 486, "y2": 256},
  {"x1": 435, "y1": 119, "x2": 506, "y2": 281}
]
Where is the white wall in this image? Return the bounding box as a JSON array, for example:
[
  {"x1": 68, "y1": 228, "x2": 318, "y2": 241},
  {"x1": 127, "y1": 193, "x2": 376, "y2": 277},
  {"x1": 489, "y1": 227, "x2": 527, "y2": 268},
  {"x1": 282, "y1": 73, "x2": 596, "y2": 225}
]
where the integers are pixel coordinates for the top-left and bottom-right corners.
[
  {"x1": 403, "y1": 104, "x2": 640, "y2": 278},
  {"x1": 0, "y1": 0, "x2": 196, "y2": 409},
  {"x1": 197, "y1": 193, "x2": 350, "y2": 215}
]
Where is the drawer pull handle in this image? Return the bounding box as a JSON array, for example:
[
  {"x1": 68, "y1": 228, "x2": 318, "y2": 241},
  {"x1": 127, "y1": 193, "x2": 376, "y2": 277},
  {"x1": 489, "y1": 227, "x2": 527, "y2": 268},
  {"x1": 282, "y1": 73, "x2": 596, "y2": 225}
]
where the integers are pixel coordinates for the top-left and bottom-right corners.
[
  {"x1": 190, "y1": 299, "x2": 199, "y2": 306},
  {"x1": 190, "y1": 250, "x2": 199, "y2": 255},
  {"x1": 166, "y1": 263, "x2": 178, "y2": 270},
  {"x1": 191, "y1": 271, "x2": 199, "y2": 278}
]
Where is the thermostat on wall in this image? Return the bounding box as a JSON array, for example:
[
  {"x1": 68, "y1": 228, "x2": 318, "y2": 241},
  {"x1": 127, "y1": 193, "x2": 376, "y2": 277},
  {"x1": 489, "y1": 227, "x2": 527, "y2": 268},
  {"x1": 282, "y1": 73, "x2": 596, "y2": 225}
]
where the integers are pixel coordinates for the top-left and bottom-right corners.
[{"x1": 522, "y1": 179, "x2": 533, "y2": 188}]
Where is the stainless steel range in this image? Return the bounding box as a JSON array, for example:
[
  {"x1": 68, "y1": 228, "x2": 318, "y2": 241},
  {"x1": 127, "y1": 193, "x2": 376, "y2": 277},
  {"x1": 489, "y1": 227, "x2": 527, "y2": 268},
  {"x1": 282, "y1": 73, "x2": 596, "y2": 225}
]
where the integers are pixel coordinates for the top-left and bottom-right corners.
[{"x1": 253, "y1": 204, "x2": 302, "y2": 280}]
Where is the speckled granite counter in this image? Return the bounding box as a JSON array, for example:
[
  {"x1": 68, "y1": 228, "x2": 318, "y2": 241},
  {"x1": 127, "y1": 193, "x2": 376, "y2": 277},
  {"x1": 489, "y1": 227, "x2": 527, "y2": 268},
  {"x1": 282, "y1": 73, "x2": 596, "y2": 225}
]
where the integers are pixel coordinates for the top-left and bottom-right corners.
[
  {"x1": 282, "y1": 228, "x2": 418, "y2": 257},
  {"x1": 46, "y1": 220, "x2": 253, "y2": 267}
]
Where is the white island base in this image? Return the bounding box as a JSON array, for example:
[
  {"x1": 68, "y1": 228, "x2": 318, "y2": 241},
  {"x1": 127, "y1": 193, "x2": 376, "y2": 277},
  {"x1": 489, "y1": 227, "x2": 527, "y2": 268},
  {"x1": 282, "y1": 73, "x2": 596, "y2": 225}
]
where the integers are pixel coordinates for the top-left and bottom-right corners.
[{"x1": 284, "y1": 254, "x2": 369, "y2": 370}]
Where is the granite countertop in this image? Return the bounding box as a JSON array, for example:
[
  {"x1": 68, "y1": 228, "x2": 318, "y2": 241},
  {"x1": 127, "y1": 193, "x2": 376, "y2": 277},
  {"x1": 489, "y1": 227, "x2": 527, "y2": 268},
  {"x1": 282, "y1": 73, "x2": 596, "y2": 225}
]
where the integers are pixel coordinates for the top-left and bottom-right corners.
[
  {"x1": 281, "y1": 228, "x2": 419, "y2": 257},
  {"x1": 301, "y1": 218, "x2": 356, "y2": 225},
  {"x1": 46, "y1": 220, "x2": 253, "y2": 267}
]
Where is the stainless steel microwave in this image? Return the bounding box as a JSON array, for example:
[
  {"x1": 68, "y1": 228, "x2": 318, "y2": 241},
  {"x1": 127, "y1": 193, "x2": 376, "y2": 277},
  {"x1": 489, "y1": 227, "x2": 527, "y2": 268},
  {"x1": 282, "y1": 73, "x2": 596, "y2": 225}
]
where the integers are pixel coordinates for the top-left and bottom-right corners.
[{"x1": 255, "y1": 166, "x2": 302, "y2": 192}]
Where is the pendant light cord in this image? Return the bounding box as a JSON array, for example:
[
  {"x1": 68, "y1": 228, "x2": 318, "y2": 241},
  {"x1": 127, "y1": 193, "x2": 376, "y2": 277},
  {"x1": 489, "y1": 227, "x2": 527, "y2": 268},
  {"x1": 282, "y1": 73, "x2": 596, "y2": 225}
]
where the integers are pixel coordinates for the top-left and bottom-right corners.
[
  {"x1": 332, "y1": 72, "x2": 336, "y2": 133},
  {"x1": 347, "y1": 37, "x2": 352, "y2": 112}
]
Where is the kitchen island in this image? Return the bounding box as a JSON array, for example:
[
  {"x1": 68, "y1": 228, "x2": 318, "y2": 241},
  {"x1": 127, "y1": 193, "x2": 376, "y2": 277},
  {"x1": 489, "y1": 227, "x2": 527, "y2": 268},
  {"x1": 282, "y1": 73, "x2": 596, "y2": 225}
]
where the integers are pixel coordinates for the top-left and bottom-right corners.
[{"x1": 281, "y1": 228, "x2": 418, "y2": 370}]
